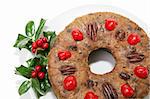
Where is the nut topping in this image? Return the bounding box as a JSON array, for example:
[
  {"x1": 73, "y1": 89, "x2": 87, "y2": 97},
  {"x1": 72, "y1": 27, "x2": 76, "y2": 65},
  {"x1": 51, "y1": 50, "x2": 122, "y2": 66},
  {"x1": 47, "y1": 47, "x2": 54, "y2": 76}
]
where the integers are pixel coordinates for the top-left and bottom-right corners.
[
  {"x1": 102, "y1": 82, "x2": 118, "y2": 99},
  {"x1": 87, "y1": 79, "x2": 94, "y2": 88},
  {"x1": 126, "y1": 52, "x2": 144, "y2": 63},
  {"x1": 115, "y1": 29, "x2": 126, "y2": 41},
  {"x1": 86, "y1": 22, "x2": 98, "y2": 41},
  {"x1": 59, "y1": 65, "x2": 76, "y2": 75},
  {"x1": 119, "y1": 72, "x2": 130, "y2": 80},
  {"x1": 68, "y1": 45, "x2": 78, "y2": 51},
  {"x1": 129, "y1": 46, "x2": 136, "y2": 53}
]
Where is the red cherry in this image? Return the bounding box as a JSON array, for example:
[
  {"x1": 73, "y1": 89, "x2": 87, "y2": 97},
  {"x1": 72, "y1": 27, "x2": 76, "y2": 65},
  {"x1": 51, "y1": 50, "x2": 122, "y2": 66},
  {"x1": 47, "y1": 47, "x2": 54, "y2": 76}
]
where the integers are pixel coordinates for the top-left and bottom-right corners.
[
  {"x1": 127, "y1": 33, "x2": 141, "y2": 45},
  {"x1": 134, "y1": 66, "x2": 148, "y2": 78},
  {"x1": 63, "y1": 76, "x2": 77, "y2": 91},
  {"x1": 72, "y1": 28, "x2": 83, "y2": 41},
  {"x1": 42, "y1": 43, "x2": 49, "y2": 49},
  {"x1": 31, "y1": 71, "x2": 37, "y2": 78},
  {"x1": 42, "y1": 37, "x2": 48, "y2": 43},
  {"x1": 32, "y1": 48, "x2": 36, "y2": 53},
  {"x1": 105, "y1": 18, "x2": 117, "y2": 31},
  {"x1": 84, "y1": 91, "x2": 98, "y2": 99},
  {"x1": 58, "y1": 51, "x2": 71, "y2": 60},
  {"x1": 36, "y1": 39, "x2": 43, "y2": 47},
  {"x1": 121, "y1": 84, "x2": 134, "y2": 97},
  {"x1": 32, "y1": 42, "x2": 37, "y2": 49},
  {"x1": 38, "y1": 72, "x2": 45, "y2": 80},
  {"x1": 35, "y1": 65, "x2": 42, "y2": 72}
]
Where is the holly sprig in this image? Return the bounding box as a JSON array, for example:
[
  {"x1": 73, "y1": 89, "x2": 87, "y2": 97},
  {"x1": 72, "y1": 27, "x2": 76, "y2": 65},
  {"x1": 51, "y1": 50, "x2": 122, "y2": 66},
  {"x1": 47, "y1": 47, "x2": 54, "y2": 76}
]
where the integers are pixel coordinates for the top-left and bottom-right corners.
[{"x1": 14, "y1": 19, "x2": 56, "y2": 98}]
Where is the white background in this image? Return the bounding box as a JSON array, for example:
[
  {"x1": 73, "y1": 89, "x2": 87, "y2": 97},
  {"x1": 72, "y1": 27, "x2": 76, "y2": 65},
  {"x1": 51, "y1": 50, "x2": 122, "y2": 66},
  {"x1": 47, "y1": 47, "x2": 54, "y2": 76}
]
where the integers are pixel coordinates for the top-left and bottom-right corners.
[{"x1": 0, "y1": 0, "x2": 150, "y2": 99}]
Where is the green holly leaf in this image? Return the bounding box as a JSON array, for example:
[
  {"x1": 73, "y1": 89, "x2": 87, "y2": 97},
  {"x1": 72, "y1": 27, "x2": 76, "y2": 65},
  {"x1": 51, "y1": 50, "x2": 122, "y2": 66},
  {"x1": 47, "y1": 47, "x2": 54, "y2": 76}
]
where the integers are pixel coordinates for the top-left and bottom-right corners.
[
  {"x1": 15, "y1": 65, "x2": 32, "y2": 78},
  {"x1": 35, "y1": 18, "x2": 46, "y2": 40},
  {"x1": 43, "y1": 31, "x2": 56, "y2": 48},
  {"x1": 39, "y1": 56, "x2": 48, "y2": 66},
  {"x1": 36, "y1": 50, "x2": 49, "y2": 57},
  {"x1": 18, "y1": 80, "x2": 31, "y2": 95},
  {"x1": 41, "y1": 73, "x2": 51, "y2": 92},
  {"x1": 43, "y1": 31, "x2": 55, "y2": 38},
  {"x1": 31, "y1": 78, "x2": 45, "y2": 96},
  {"x1": 27, "y1": 56, "x2": 48, "y2": 68},
  {"x1": 32, "y1": 86, "x2": 41, "y2": 99},
  {"x1": 50, "y1": 34, "x2": 56, "y2": 48},
  {"x1": 25, "y1": 21, "x2": 35, "y2": 37},
  {"x1": 26, "y1": 58, "x2": 33, "y2": 66},
  {"x1": 26, "y1": 57, "x2": 39, "y2": 68},
  {"x1": 13, "y1": 34, "x2": 32, "y2": 50}
]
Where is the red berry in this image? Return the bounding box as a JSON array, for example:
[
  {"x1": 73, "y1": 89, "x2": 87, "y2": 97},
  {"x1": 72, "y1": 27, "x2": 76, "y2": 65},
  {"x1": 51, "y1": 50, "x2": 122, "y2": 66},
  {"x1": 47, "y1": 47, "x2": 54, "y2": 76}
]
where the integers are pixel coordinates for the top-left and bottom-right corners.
[
  {"x1": 42, "y1": 37, "x2": 48, "y2": 43},
  {"x1": 84, "y1": 91, "x2": 98, "y2": 99},
  {"x1": 35, "y1": 65, "x2": 42, "y2": 72},
  {"x1": 58, "y1": 51, "x2": 71, "y2": 60},
  {"x1": 31, "y1": 71, "x2": 37, "y2": 78},
  {"x1": 32, "y1": 42, "x2": 37, "y2": 49},
  {"x1": 72, "y1": 28, "x2": 83, "y2": 41},
  {"x1": 38, "y1": 72, "x2": 45, "y2": 80},
  {"x1": 42, "y1": 43, "x2": 49, "y2": 49},
  {"x1": 63, "y1": 76, "x2": 77, "y2": 91},
  {"x1": 127, "y1": 33, "x2": 141, "y2": 45},
  {"x1": 32, "y1": 48, "x2": 36, "y2": 53},
  {"x1": 134, "y1": 66, "x2": 148, "y2": 78},
  {"x1": 36, "y1": 39, "x2": 43, "y2": 47},
  {"x1": 121, "y1": 84, "x2": 134, "y2": 97},
  {"x1": 105, "y1": 18, "x2": 117, "y2": 31}
]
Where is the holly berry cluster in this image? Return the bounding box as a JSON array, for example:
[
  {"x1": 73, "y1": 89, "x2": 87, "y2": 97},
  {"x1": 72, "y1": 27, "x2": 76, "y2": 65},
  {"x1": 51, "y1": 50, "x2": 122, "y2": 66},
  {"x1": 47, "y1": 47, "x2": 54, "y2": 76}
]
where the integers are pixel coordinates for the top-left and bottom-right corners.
[
  {"x1": 31, "y1": 65, "x2": 45, "y2": 80},
  {"x1": 32, "y1": 37, "x2": 49, "y2": 53},
  {"x1": 14, "y1": 19, "x2": 56, "y2": 98}
]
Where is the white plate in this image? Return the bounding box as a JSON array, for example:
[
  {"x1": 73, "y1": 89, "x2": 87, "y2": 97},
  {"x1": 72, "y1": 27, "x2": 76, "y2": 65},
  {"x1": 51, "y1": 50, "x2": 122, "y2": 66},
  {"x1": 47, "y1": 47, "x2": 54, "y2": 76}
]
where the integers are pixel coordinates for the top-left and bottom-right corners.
[{"x1": 19, "y1": 4, "x2": 150, "y2": 99}]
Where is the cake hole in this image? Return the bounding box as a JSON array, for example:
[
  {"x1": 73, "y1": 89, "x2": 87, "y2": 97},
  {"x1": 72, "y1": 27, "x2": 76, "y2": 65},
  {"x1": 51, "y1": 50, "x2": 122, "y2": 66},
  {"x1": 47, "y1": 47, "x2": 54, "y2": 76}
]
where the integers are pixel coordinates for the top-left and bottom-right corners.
[{"x1": 88, "y1": 48, "x2": 116, "y2": 75}]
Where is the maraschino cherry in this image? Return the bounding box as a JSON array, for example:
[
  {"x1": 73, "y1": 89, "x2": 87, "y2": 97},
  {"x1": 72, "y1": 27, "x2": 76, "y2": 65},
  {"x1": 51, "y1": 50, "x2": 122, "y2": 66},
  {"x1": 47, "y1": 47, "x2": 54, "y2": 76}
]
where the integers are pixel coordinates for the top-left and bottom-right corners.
[
  {"x1": 84, "y1": 91, "x2": 98, "y2": 99},
  {"x1": 63, "y1": 76, "x2": 77, "y2": 91},
  {"x1": 134, "y1": 66, "x2": 148, "y2": 78},
  {"x1": 127, "y1": 33, "x2": 141, "y2": 45},
  {"x1": 72, "y1": 28, "x2": 83, "y2": 41},
  {"x1": 121, "y1": 84, "x2": 134, "y2": 97},
  {"x1": 105, "y1": 18, "x2": 118, "y2": 31}
]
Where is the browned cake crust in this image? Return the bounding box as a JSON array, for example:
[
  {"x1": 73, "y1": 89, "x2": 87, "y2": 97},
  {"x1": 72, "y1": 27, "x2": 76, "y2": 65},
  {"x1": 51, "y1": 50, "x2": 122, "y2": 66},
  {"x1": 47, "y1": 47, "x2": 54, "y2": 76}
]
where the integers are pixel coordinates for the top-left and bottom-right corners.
[{"x1": 48, "y1": 12, "x2": 150, "y2": 99}]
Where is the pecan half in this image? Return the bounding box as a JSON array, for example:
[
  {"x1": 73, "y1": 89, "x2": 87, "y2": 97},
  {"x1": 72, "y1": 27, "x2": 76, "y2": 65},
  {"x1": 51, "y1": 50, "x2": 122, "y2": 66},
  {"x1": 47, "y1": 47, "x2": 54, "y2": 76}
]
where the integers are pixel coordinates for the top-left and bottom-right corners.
[
  {"x1": 126, "y1": 52, "x2": 144, "y2": 63},
  {"x1": 119, "y1": 72, "x2": 130, "y2": 80},
  {"x1": 115, "y1": 29, "x2": 126, "y2": 41},
  {"x1": 102, "y1": 82, "x2": 118, "y2": 99},
  {"x1": 59, "y1": 65, "x2": 76, "y2": 75},
  {"x1": 86, "y1": 22, "x2": 98, "y2": 41}
]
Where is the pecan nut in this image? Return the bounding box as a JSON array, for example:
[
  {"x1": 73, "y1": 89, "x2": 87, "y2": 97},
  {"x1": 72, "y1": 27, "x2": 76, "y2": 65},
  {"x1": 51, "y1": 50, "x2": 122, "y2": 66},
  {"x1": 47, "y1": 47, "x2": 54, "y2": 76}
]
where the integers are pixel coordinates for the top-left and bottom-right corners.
[
  {"x1": 102, "y1": 82, "x2": 118, "y2": 99},
  {"x1": 115, "y1": 30, "x2": 126, "y2": 41},
  {"x1": 59, "y1": 65, "x2": 76, "y2": 75},
  {"x1": 119, "y1": 72, "x2": 130, "y2": 80},
  {"x1": 86, "y1": 22, "x2": 98, "y2": 41},
  {"x1": 126, "y1": 52, "x2": 144, "y2": 63}
]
